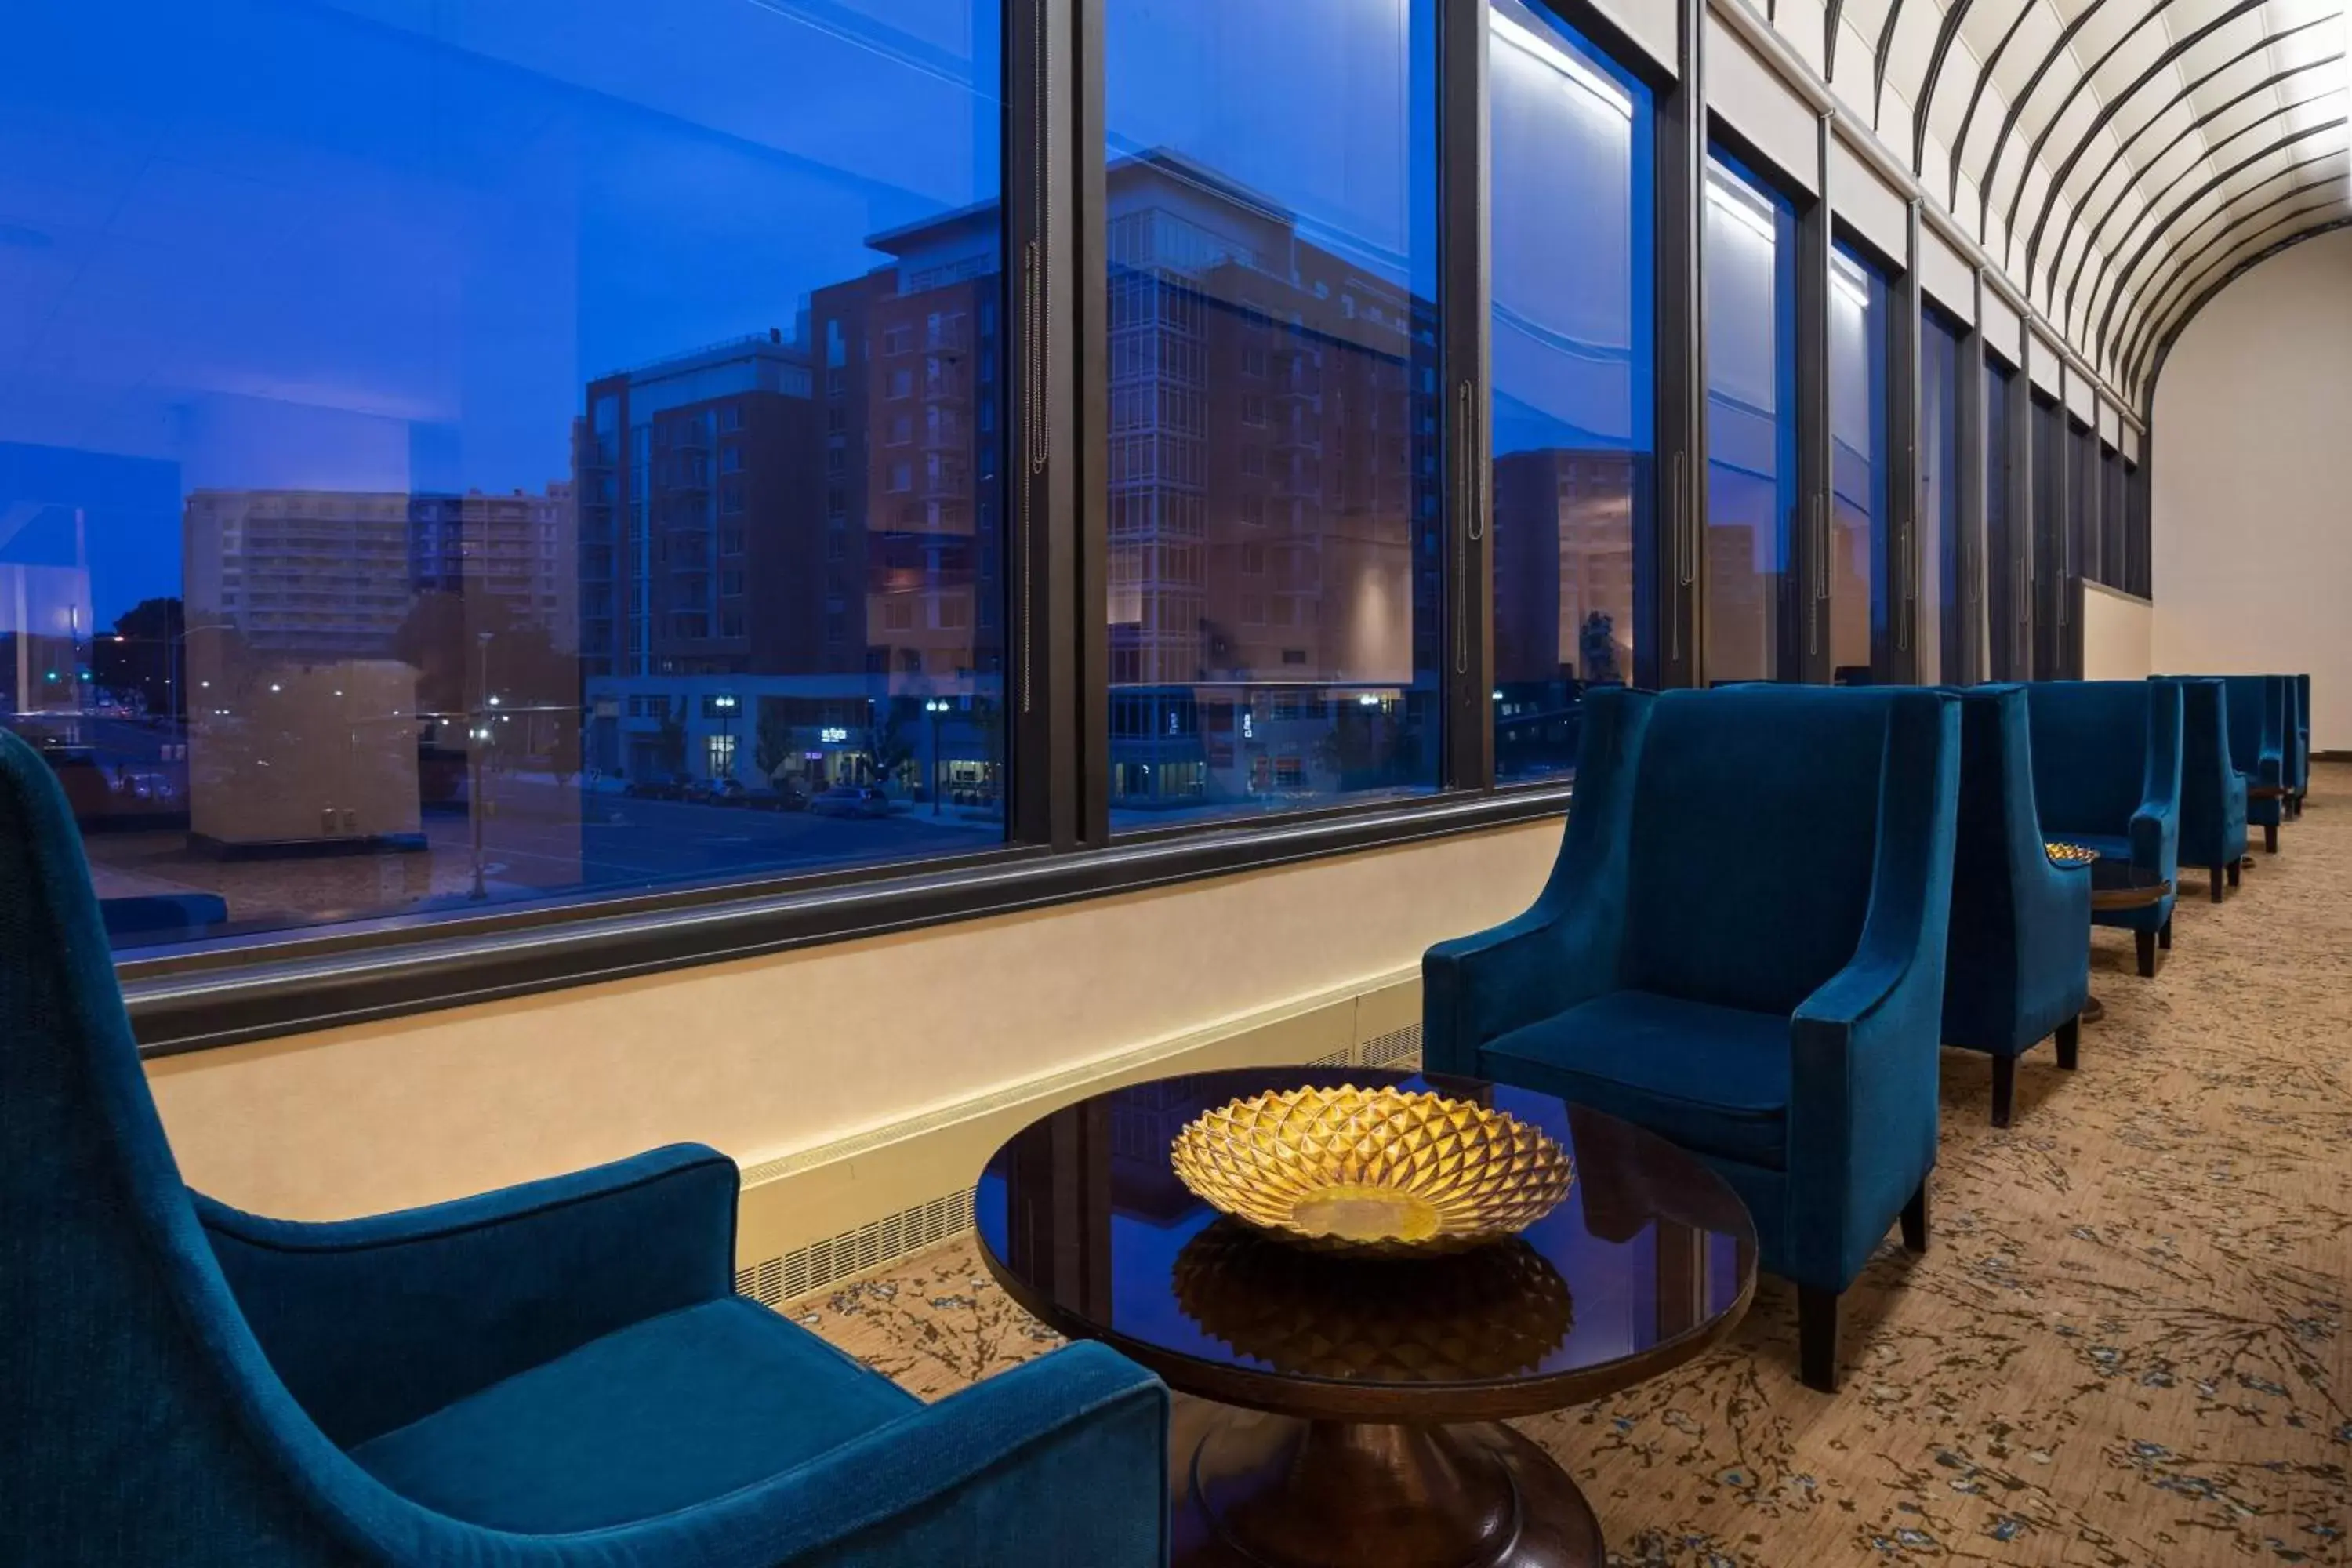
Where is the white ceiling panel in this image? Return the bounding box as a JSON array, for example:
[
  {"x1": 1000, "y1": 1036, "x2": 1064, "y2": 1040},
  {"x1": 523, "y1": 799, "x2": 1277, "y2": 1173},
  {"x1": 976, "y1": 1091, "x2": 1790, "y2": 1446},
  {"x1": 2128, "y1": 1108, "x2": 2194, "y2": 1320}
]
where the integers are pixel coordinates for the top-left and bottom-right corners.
[{"x1": 1780, "y1": 0, "x2": 2350, "y2": 403}]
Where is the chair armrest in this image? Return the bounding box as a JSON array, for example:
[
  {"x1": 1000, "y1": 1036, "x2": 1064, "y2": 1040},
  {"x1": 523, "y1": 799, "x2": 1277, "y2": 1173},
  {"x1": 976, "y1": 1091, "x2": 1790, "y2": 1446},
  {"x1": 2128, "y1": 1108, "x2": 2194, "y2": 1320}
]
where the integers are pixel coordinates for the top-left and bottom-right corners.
[
  {"x1": 196, "y1": 1143, "x2": 739, "y2": 1448},
  {"x1": 1422, "y1": 895, "x2": 1585, "y2": 1075},
  {"x1": 1782, "y1": 691, "x2": 1954, "y2": 1294},
  {"x1": 607, "y1": 1341, "x2": 1169, "y2": 1568},
  {"x1": 2128, "y1": 800, "x2": 2178, "y2": 873}
]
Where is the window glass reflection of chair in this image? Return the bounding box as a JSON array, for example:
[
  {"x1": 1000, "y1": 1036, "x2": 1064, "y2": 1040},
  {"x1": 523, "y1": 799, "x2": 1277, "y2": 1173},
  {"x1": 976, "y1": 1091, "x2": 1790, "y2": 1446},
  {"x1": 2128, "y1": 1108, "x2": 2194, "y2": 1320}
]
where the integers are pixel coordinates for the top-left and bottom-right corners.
[
  {"x1": 1424, "y1": 685, "x2": 1960, "y2": 1393},
  {"x1": 0, "y1": 728, "x2": 1167, "y2": 1568},
  {"x1": 2023, "y1": 679, "x2": 2183, "y2": 976},
  {"x1": 1939, "y1": 685, "x2": 2089, "y2": 1127}
]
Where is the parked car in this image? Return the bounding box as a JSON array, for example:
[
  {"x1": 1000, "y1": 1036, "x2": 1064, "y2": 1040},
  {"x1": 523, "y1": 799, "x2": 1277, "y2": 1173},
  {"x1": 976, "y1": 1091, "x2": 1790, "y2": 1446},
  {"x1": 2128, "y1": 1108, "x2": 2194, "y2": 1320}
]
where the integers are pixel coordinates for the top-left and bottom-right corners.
[
  {"x1": 624, "y1": 773, "x2": 693, "y2": 801},
  {"x1": 742, "y1": 782, "x2": 810, "y2": 812},
  {"x1": 808, "y1": 784, "x2": 891, "y2": 818},
  {"x1": 684, "y1": 777, "x2": 748, "y2": 807}
]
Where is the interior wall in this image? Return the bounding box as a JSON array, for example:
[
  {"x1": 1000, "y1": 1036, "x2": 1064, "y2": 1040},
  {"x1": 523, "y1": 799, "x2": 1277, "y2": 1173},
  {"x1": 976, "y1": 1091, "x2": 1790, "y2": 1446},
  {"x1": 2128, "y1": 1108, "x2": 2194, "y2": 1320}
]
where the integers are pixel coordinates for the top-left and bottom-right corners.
[
  {"x1": 2152, "y1": 229, "x2": 2352, "y2": 751},
  {"x1": 2081, "y1": 583, "x2": 2152, "y2": 681},
  {"x1": 147, "y1": 819, "x2": 1562, "y2": 1220}
]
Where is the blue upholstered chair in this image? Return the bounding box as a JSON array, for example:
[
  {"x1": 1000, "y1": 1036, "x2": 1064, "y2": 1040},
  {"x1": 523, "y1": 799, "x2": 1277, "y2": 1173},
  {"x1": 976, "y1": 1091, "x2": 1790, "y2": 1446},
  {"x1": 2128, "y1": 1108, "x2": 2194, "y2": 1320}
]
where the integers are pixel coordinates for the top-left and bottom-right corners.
[
  {"x1": 1940, "y1": 686, "x2": 2090, "y2": 1127},
  {"x1": 2216, "y1": 673, "x2": 2288, "y2": 854},
  {"x1": 2288, "y1": 673, "x2": 2310, "y2": 816},
  {"x1": 2172, "y1": 677, "x2": 2249, "y2": 902},
  {"x1": 0, "y1": 729, "x2": 1168, "y2": 1568},
  {"x1": 1424, "y1": 685, "x2": 1960, "y2": 1393},
  {"x1": 2023, "y1": 680, "x2": 2183, "y2": 978}
]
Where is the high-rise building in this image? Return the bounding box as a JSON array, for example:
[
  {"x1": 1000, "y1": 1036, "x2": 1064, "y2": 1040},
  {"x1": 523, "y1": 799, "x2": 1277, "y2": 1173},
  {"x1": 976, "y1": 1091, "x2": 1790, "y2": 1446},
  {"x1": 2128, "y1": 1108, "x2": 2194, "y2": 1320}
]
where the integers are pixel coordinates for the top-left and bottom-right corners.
[
  {"x1": 1491, "y1": 449, "x2": 1637, "y2": 686},
  {"x1": 408, "y1": 486, "x2": 577, "y2": 650}
]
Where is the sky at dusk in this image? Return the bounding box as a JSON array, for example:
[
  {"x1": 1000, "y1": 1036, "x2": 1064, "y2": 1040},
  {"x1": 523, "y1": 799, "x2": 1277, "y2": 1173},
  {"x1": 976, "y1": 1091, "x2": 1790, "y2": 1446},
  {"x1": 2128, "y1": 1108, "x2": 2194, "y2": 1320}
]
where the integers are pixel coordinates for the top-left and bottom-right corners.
[{"x1": 0, "y1": 0, "x2": 1647, "y2": 629}]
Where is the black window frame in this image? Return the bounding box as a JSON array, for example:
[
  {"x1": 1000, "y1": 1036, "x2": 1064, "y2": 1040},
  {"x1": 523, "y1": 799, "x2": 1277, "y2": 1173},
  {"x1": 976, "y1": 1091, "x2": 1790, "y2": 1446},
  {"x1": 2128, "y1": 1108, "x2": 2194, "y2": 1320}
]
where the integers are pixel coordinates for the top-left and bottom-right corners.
[{"x1": 97, "y1": 0, "x2": 2158, "y2": 1055}]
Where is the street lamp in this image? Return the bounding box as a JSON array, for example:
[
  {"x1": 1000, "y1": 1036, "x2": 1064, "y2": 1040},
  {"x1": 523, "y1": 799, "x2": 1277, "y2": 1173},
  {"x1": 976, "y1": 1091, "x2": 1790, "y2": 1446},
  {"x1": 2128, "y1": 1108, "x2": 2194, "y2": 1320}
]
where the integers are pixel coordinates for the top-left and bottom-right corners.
[
  {"x1": 713, "y1": 694, "x2": 739, "y2": 781},
  {"x1": 924, "y1": 698, "x2": 952, "y2": 815}
]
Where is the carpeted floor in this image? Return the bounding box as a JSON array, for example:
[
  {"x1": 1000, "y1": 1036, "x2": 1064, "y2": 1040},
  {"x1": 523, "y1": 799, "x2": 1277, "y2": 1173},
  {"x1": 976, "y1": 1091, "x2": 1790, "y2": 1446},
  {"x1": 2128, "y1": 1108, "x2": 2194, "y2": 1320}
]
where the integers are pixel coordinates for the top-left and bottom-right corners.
[{"x1": 790, "y1": 764, "x2": 2351, "y2": 1567}]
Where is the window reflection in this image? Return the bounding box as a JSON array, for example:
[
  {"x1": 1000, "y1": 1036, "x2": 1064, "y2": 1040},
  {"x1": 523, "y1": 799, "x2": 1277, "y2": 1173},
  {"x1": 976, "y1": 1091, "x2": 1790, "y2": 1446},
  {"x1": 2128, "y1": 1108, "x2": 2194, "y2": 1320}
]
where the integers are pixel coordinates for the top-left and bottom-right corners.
[
  {"x1": 1487, "y1": 1, "x2": 1653, "y2": 782},
  {"x1": 1102, "y1": 0, "x2": 1441, "y2": 829},
  {"x1": 2, "y1": 0, "x2": 1007, "y2": 951},
  {"x1": 1828, "y1": 243, "x2": 1889, "y2": 684},
  {"x1": 1918, "y1": 310, "x2": 1967, "y2": 684},
  {"x1": 1702, "y1": 156, "x2": 1798, "y2": 685}
]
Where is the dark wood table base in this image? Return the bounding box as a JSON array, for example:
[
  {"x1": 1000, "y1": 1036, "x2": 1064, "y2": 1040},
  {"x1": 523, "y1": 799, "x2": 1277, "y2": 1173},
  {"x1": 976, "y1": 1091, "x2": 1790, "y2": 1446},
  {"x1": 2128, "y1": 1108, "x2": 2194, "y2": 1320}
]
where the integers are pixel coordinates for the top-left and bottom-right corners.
[
  {"x1": 2081, "y1": 996, "x2": 2106, "y2": 1025},
  {"x1": 1174, "y1": 1408, "x2": 1602, "y2": 1568}
]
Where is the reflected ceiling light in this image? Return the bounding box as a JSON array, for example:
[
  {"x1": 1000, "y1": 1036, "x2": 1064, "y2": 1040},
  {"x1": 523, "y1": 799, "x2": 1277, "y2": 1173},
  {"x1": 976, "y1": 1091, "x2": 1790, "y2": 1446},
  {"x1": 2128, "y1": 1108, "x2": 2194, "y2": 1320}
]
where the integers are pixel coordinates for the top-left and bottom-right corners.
[
  {"x1": 1490, "y1": 8, "x2": 1634, "y2": 121},
  {"x1": 1830, "y1": 250, "x2": 1872, "y2": 313},
  {"x1": 1705, "y1": 165, "x2": 1777, "y2": 245}
]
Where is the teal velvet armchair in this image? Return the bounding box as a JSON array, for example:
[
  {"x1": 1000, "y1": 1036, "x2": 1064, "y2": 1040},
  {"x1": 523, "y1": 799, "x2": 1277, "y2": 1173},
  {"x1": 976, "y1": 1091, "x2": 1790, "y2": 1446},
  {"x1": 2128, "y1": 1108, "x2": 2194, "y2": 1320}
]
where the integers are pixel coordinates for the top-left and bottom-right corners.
[
  {"x1": 2023, "y1": 680, "x2": 2183, "y2": 977},
  {"x1": 2216, "y1": 673, "x2": 2288, "y2": 853},
  {"x1": 0, "y1": 728, "x2": 1169, "y2": 1567},
  {"x1": 2172, "y1": 678, "x2": 2249, "y2": 902},
  {"x1": 1424, "y1": 685, "x2": 1960, "y2": 1393},
  {"x1": 1939, "y1": 685, "x2": 2090, "y2": 1127}
]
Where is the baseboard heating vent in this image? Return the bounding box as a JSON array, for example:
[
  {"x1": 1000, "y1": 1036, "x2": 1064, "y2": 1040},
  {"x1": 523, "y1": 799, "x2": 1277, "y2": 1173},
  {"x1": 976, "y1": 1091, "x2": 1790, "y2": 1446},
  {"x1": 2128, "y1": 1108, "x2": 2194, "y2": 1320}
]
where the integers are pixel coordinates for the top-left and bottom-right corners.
[
  {"x1": 738, "y1": 1186, "x2": 975, "y2": 1307},
  {"x1": 1309, "y1": 1022, "x2": 1422, "y2": 1071}
]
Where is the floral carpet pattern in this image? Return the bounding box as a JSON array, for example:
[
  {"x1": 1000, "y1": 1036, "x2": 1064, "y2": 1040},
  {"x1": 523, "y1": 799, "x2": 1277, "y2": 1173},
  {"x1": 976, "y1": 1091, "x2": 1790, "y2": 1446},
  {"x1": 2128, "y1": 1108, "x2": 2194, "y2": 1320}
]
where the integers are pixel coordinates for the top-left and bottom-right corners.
[{"x1": 790, "y1": 766, "x2": 2351, "y2": 1566}]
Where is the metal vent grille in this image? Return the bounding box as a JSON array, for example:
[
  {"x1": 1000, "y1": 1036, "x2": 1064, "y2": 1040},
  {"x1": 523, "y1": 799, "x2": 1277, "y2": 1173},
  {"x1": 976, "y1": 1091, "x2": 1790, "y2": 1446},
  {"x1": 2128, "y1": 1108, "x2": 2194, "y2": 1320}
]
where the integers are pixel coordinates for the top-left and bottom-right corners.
[
  {"x1": 742, "y1": 1019, "x2": 1420, "y2": 1307},
  {"x1": 1308, "y1": 1022, "x2": 1422, "y2": 1071},
  {"x1": 736, "y1": 1187, "x2": 975, "y2": 1307}
]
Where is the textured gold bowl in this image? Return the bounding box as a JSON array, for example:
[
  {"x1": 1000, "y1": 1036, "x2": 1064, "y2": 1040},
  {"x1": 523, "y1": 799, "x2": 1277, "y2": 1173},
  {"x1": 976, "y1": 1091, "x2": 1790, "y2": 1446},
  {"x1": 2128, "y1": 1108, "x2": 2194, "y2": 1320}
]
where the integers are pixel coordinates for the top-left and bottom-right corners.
[
  {"x1": 1169, "y1": 1084, "x2": 1574, "y2": 1257},
  {"x1": 2046, "y1": 840, "x2": 2099, "y2": 866}
]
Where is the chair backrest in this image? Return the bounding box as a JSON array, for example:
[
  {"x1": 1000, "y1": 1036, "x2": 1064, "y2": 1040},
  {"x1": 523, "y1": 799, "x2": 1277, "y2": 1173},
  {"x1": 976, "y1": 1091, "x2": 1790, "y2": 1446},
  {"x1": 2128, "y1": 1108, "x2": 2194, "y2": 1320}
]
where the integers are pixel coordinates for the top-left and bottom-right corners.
[
  {"x1": 1619, "y1": 684, "x2": 1937, "y2": 1017},
  {"x1": 2215, "y1": 674, "x2": 2285, "y2": 778},
  {"x1": 0, "y1": 729, "x2": 339, "y2": 1560},
  {"x1": 2024, "y1": 681, "x2": 2168, "y2": 837},
  {"x1": 2282, "y1": 674, "x2": 2307, "y2": 786},
  {"x1": 1947, "y1": 683, "x2": 2046, "y2": 907},
  {"x1": 2173, "y1": 678, "x2": 2236, "y2": 834}
]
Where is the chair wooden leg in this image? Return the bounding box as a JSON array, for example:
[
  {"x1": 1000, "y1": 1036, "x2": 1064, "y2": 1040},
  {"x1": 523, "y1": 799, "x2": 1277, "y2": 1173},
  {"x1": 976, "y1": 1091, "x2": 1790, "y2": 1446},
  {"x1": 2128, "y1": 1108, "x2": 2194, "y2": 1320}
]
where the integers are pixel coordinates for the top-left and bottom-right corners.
[
  {"x1": 1798, "y1": 1286, "x2": 1841, "y2": 1393},
  {"x1": 1991, "y1": 1054, "x2": 2016, "y2": 1127},
  {"x1": 2209, "y1": 865, "x2": 2227, "y2": 902},
  {"x1": 2056, "y1": 1016, "x2": 2080, "y2": 1071},
  {"x1": 2265, "y1": 823, "x2": 2278, "y2": 853},
  {"x1": 2159, "y1": 916, "x2": 2172, "y2": 951},
  {"x1": 2136, "y1": 928, "x2": 2158, "y2": 977},
  {"x1": 2227, "y1": 858, "x2": 2241, "y2": 888},
  {"x1": 1900, "y1": 1180, "x2": 1929, "y2": 1254}
]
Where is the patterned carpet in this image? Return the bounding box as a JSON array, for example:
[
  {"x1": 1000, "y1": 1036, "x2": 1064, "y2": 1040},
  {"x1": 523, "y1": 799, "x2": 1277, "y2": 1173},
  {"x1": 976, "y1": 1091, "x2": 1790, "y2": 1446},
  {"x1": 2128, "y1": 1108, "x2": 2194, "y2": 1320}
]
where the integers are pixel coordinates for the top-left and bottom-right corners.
[{"x1": 792, "y1": 764, "x2": 2351, "y2": 1567}]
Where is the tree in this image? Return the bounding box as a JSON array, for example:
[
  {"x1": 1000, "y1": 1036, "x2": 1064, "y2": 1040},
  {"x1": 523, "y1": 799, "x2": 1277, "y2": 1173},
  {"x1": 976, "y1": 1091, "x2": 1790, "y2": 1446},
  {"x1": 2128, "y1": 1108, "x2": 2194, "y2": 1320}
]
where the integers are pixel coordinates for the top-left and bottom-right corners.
[
  {"x1": 859, "y1": 695, "x2": 917, "y2": 790},
  {"x1": 753, "y1": 698, "x2": 797, "y2": 783},
  {"x1": 1578, "y1": 611, "x2": 1622, "y2": 688},
  {"x1": 93, "y1": 597, "x2": 184, "y2": 719},
  {"x1": 654, "y1": 698, "x2": 688, "y2": 778}
]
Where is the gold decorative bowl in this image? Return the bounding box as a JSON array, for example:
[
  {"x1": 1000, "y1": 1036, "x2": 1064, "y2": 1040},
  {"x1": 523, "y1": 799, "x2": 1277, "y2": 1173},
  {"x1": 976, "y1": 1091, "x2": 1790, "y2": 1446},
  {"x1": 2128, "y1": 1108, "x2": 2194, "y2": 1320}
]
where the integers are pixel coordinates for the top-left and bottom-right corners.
[
  {"x1": 2045, "y1": 840, "x2": 2099, "y2": 866},
  {"x1": 1168, "y1": 1083, "x2": 1574, "y2": 1257}
]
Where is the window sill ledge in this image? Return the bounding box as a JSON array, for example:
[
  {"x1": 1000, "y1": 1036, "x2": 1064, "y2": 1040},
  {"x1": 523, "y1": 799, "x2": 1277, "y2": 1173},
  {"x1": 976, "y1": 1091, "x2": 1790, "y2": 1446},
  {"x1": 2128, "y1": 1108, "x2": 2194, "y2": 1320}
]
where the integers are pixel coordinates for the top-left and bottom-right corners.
[{"x1": 125, "y1": 785, "x2": 1571, "y2": 1058}]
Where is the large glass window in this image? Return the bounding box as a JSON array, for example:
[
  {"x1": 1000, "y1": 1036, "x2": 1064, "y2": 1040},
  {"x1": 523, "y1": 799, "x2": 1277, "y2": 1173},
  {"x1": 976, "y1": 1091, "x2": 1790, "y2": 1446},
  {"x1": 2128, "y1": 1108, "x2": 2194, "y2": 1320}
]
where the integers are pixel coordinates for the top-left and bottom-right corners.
[
  {"x1": 2117, "y1": 441, "x2": 2136, "y2": 587},
  {"x1": 1984, "y1": 358, "x2": 2023, "y2": 680},
  {"x1": 1828, "y1": 242, "x2": 1890, "y2": 685},
  {"x1": 2067, "y1": 419, "x2": 2097, "y2": 603},
  {"x1": 2031, "y1": 392, "x2": 2066, "y2": 677},
  {"x1": 4, "y1": 0, "x2": 1007, "y2": 952},
  {"x1": 1487, "y1": 2, "x2": 1652, "y2": 782},
  {"x1": 1702, "y1": 155, "x2": 1799, "y2": 685},
  {"x1": 1918, "y1": 309, "x2": 1965, "y2": 684},
  {"x1": 1102, "y1": 0, "x2": 1440, "y2": 828}
]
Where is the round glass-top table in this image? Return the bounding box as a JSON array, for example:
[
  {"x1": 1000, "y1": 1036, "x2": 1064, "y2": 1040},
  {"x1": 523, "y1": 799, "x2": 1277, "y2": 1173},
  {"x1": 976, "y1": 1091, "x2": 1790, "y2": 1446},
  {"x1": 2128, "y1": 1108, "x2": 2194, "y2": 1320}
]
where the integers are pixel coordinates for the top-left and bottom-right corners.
[{"x1": 973, "y1": 1066, "x2": 1758, "y2": 1568}]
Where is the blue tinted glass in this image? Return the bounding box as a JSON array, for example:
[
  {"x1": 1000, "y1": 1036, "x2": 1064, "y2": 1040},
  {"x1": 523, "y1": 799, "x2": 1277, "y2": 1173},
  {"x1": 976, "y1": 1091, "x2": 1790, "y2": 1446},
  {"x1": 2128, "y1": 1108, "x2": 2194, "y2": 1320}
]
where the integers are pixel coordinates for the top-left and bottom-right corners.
[
  {"x1": 1487, "y1": 2, "x2": 1653, "y2": 782},
  {"x1": 1703, "y1": 154, "x2": 1798, "y2": 684},
  {"x1": 2, "y1": 0, "x2": 1006, "y2": 951},
  {"x1": 1103, "y1": 0, "x2": 1441, "y2": 828},
  {"x1": 1919, "y1": 310, "x2": 1965, "y2": 683},
  {"x1": 1985, "y1": 359, "x2": 2019, "y2": 677},
  {"x1": 1829, "y1": 240, "x2": 1889, "y2": 683}
]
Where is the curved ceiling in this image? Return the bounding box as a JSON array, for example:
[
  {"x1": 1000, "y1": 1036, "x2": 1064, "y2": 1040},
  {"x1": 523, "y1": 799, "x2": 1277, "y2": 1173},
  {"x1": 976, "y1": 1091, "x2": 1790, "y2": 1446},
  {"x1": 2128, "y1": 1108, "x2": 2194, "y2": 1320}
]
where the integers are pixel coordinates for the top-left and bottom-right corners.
[{"x1": 1773, "y1": 0, "x2": 2348, "y2": 407}]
